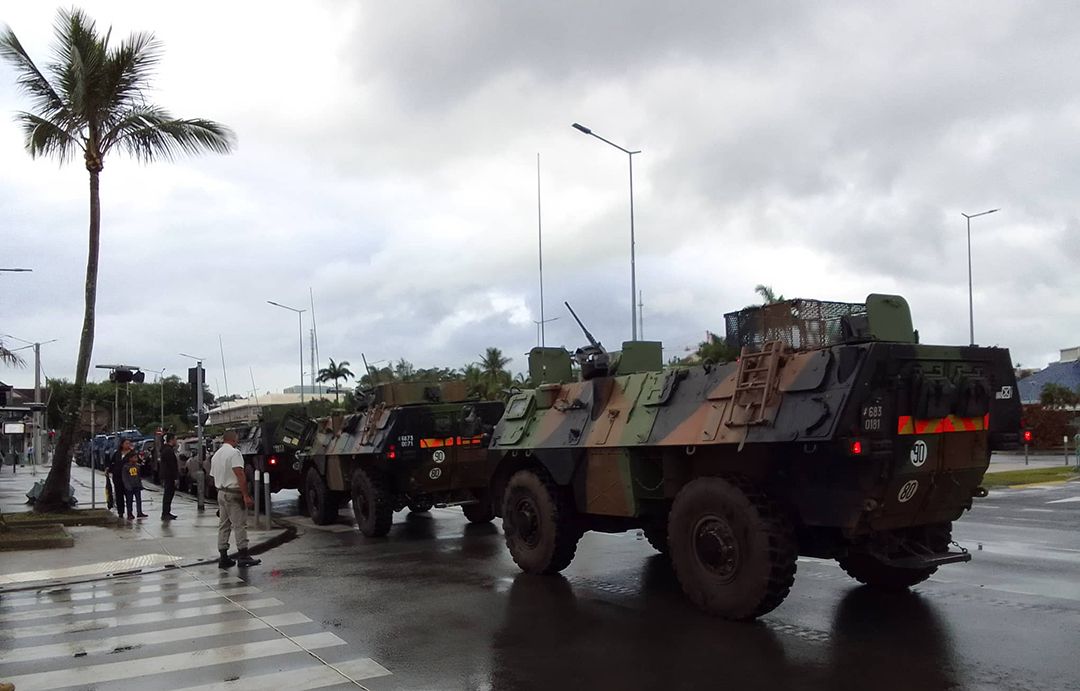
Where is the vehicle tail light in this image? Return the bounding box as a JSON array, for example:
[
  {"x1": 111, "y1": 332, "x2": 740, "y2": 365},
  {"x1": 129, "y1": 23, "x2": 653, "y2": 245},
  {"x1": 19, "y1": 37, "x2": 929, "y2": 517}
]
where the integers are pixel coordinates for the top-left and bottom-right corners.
[
  {"x1": 850, "y1": 439, "x2": 863, "y2": 456},
  {"x1": 268, "y1": 455, "x2": 278, "y2": 466},
  {"x1": 387, "y1": 444, "x2": 397, "y2": 460}
]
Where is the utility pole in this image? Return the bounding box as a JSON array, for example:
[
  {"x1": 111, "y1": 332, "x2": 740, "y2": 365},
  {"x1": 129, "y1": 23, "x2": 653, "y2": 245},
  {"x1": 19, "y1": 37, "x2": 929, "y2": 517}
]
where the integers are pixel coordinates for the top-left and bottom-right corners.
[
  {"x1": 310, "y1": 328, "x2": 316, "y2": 396},
  {"x1": 33, "y1": 342, "x2": 41, "y2": 473},
  {"x1": 638, "y1": 291, "x2": 645, "y2": 339}
]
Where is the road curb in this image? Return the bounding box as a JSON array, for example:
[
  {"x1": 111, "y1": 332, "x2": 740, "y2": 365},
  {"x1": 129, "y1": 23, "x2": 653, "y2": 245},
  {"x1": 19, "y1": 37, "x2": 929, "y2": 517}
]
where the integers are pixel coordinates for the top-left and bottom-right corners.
[{"x1": 0, "y1": 519, "x2": 297, "y2": 594}]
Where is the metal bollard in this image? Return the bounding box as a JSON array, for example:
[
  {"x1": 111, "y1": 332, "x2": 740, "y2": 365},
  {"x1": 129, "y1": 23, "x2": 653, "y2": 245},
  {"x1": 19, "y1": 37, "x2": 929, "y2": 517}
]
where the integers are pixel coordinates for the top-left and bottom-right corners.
[
  {"x1": 196, "y1": 469, "x2": 206, "y2": 511},
  {"x1": 253, "y1": 469, "x2": 261, "y2": 526},
  {"x1": 263, "y1": 471, "x2": 272, "y2": 529}
]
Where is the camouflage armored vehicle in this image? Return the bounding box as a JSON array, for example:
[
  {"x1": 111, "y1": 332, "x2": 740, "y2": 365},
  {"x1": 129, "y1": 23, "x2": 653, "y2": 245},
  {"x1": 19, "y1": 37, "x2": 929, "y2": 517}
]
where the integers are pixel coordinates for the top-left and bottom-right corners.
[
  {"x1": 302, "y1": 381, "x2": 505, "y2": 534},
  {"x1": 231, "y1": 406, "x2": 313, "y2": 499},
  {"x1": 488, "y1": 295, "x2": 1021, "y2": 620}
]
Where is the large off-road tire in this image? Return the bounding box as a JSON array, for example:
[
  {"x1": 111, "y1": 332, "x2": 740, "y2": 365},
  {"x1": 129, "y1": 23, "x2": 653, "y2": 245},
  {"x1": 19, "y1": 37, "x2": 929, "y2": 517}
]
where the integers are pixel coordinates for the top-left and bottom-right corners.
[
  {"x1": 502, "y1": 469, "x2": 581, "y2": 574},
  {"x1": 305, "y1": 468, "x2": 339, "y2": 526},
  {"x1": 668, "y1": 476, "x2": 797, "y2": 620},
  {"x1": 462, "y1": 498, "x2": 495, "y2": 524},
  {"x1": 838, "y1": 523, "x2": 952, "y2": 589},
  {"x1": 351, "y1": 467, "x2": 393, "y2": 537}
]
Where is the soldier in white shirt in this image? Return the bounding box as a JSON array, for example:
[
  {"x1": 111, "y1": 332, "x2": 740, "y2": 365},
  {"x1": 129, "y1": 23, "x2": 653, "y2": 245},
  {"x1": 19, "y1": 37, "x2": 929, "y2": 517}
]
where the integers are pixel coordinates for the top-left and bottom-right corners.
[{"x1": 210, "y1": 430, "x2": 260, "y2": 568}]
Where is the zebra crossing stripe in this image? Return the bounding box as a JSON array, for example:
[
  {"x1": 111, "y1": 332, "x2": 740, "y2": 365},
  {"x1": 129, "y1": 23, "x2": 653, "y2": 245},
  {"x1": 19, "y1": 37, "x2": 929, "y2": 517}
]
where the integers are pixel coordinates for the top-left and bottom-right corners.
[
  {"x1": 0, "y1": 611, "x2": 311, "y2": 664},
  {"x1": 175, "y1": 655, "x2": 393, "y2": 690},
  {"x1": 0, "y1": 586, "x2": 263, "y2": 623},
  {"x1": 0, "y1": 575, "x2": 246, "y2": 609},
  {"x1": 3, "y1": 631, "x2": 347, "y2": 691},
  {"x1": 1, "y1": 597, "x2": 284, "y2": 639}
]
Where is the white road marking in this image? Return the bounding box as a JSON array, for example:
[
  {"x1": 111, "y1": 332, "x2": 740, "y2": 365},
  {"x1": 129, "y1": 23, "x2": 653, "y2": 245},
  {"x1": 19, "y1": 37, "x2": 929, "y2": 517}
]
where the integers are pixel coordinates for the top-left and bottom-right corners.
[
  {"x1": 3, "y1": 631, "x2": 346, "y2": 691},
  {"x1": 0, "y1": 612, "x2": 311, "y2": 664},
  {"x1": 1020, "y1": 508, "x2": 1055, "y2": 513},
  {"x1": 0, "y1": 586, "x2": 262, "y2": 622},
  {"x1": 176, "y1": 656, "x2": 392, "y2": 691},
  {"x1": 0, "y1": 554, "x2": 183, "y2": 586},
  {"x1": 1046, "y1": 496, "x2": 1080, "y2": 504},
  {"x1": 0, "y1": 575, "x2": 245, "y2": 609},
  {"x1": 1, "y1": 597, "x2": 284, "y2": 639}
]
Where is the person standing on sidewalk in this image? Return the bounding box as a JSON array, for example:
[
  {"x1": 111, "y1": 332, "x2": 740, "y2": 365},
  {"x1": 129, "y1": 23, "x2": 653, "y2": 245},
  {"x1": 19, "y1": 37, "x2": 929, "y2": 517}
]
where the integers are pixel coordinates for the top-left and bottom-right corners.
[
  {"x1": 122, "y1": 449, "x2": 148, "y2": 519},
  {"x1": 160, "y1": 433, "x2": 179, "y2": 521},
  {"x1": 210, "y1": 430, "x2": 260, "y2": 568},
  {"x1": 108, "y1": 439, "x2": 133, "y2": 520}
]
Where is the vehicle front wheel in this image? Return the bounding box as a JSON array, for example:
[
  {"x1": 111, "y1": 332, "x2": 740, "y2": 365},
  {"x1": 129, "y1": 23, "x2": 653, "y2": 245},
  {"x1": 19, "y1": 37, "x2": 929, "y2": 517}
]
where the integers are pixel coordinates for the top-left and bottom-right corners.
[
  {"x1": 502, "y1": 469, "x2": 580, "y2": 574},
  {"x1": 305, "y1": 468, "x2": 339, "y2": 526},
  {"x1": 668, "y1": 476, "x2": 797, "y2": 620},
  {"x1": 352, "y1": 468, "x2": 393, "y2": 537},
  {"x1": 838, "y1": 523, "x2": 952, "y2": 589}
]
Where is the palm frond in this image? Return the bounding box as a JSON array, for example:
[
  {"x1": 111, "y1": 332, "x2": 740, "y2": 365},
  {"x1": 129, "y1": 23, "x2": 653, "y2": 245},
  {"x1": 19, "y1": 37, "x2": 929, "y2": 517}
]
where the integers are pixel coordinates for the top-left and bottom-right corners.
[
  {"x1": 50, "y1": 7, "x2": 106, "y2": 122},
  {"x1": 15, "y1": 111, "x2": 78, "y2": 161},
  {"x1": 100, "y1": 30, "x2": 160, "y2": 116},
  {"x1": 105, "y1": 106, "x2": 235, "y2": 160},
  {"x1": 0, "y1": 25, "x2": 72, "y2": 126}
]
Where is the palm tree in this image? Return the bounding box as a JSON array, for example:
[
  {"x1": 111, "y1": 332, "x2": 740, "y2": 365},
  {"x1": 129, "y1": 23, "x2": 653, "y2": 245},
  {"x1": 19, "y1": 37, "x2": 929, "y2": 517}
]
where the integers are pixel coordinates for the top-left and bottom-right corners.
[
  {"x1": 0, "y1": 336, "x2": 25, "y2": 368},
  {"x1": 316, "y1": 358, "x2": 355, "y2": 404},
  {"x1": 754, "y1": 284, "x2": 785, "y2": 305},
  {"x1": 478, "y1": 347, "x2": 511, "y2": 398},
  {"x1": 1, "y1": 9, "x2": 235, "y2": 511}
]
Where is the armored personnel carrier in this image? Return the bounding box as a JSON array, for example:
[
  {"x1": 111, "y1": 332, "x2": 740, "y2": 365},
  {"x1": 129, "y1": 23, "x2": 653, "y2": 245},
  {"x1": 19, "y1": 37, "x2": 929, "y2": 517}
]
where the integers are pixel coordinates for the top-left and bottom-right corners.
[
  {"x1": 231, "y1": 406, "x2": 313, "y2": 499},
  {"x1": 488, "y1": 295, "x2": 1021, "y2": 620},
  {"x1": 302, "y1": 381, "x2": 505, "y2": 534}
]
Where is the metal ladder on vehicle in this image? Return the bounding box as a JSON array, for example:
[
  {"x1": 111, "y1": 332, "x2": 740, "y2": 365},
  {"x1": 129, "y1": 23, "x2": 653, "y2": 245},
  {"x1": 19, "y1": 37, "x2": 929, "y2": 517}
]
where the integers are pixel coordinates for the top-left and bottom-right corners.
[{"x1": 727, "y1": 340, "x2": 783, "y2": 426}]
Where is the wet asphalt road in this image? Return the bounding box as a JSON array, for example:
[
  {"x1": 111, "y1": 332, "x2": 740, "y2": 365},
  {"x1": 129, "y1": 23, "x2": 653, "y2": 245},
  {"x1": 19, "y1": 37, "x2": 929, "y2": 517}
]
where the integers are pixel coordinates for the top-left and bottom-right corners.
[{"x1": 224, "y1": 481, "x2": 1080, "y2": 691}]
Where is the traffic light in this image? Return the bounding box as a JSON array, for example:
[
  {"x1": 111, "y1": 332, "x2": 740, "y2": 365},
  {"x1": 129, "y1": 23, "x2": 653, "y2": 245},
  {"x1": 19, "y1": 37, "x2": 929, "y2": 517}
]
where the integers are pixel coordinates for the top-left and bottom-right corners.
[
  {"x1": 1023, "y1": 429, "x2": 1033, "y2": 444},
  {"x1": 110, "y1": 369, "x2": 135, "y2": 383},
  {"x1": 133, "y1": 370, "x2": 145, "y2": 383}
]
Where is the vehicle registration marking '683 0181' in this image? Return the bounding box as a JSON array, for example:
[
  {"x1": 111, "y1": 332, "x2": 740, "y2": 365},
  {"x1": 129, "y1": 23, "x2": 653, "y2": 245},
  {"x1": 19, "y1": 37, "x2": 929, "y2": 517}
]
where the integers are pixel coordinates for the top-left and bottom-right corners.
[{"x1": 861, "y1": 401, "x2": 884, "y2": 432}]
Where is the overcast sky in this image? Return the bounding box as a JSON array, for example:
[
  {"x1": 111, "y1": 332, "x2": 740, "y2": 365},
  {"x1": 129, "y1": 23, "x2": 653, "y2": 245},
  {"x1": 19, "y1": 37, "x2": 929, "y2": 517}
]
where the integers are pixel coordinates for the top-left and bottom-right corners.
[{"x1": 1, "y1": 1, "x2": 1077, "y2": 397}]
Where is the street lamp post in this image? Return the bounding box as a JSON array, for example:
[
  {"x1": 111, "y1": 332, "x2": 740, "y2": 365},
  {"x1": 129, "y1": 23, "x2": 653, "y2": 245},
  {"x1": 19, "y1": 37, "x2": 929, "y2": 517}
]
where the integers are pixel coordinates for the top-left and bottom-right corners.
[
  {"x1": 960, "y1": 208, "x2": 999, "y2": 346},
  {"x1": 267, "y1": 300, "x2": 306, "y2": 405},
  {"x1": 572, "y1": 122, "x2": 642, "y2": 341},
  {"x1": 179, "y1": 353, "x2": 206, "y2": 510}
]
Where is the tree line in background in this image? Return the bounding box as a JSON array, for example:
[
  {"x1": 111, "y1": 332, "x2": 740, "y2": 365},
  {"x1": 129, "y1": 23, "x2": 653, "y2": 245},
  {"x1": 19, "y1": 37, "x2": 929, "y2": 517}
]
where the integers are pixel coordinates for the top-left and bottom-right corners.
[{"x1": 45, "y1": 376, "x2": 214, "y2": 434}]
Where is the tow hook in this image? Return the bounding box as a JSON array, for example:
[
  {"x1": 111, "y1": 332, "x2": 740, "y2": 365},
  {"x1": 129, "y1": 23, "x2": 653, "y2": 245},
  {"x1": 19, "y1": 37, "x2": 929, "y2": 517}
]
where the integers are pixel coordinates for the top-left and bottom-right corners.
[{"x1": 973, "y1": 486, "x2": 988, "y2": 498}]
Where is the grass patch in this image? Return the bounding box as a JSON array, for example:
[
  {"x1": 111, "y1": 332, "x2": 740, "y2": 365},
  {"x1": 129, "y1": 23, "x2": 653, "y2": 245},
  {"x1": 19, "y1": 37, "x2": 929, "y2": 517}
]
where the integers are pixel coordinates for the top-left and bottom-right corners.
[
  {"x1": 2, "y1": 508, "x2": 117, "y2": 527},
  {"x1": 982, "y1": 465, "x2": 1080, "y2": 488},
  {"x1": 0, "y1": 524, "x2": 74, "y2": 551}
]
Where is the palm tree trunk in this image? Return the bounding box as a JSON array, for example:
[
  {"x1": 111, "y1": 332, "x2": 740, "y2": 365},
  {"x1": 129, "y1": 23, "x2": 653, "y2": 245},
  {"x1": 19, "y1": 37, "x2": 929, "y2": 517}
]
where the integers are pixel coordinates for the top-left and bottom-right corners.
[
  {"x1": 35, "y1": 169, "x2": 100, "y2": 511},
  {"x1": 333, "y1": 377, "x2": 340, "y2": 405}
]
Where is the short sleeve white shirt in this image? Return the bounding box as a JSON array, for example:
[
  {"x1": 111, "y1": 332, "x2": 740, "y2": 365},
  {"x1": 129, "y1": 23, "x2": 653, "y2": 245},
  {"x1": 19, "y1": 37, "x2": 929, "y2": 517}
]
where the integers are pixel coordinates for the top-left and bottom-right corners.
[{"x1": 210, "y1": 444, "x2": 244, "y2": 489}]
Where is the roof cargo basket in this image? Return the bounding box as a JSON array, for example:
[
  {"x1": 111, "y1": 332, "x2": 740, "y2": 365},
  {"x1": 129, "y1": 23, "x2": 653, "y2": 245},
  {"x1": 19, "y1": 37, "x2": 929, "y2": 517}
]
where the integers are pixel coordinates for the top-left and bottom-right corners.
[{"x1": 724, "y1": 299, "x2": 867, "y2": 352}]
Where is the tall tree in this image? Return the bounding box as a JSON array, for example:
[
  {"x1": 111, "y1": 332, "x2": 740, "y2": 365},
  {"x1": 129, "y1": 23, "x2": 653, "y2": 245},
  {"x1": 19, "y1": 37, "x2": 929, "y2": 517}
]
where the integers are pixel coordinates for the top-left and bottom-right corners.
[
  {"x1": 316, "y1": 358, "x2": 355, "y2": 404},
  {"x1": 1, "y1": 9, "x2": 235, "y2": 510}
]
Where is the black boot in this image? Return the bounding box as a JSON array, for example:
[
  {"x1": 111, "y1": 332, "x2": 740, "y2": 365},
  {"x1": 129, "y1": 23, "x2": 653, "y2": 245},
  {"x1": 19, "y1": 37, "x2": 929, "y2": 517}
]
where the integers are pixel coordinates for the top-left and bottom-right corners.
[
  {"x1": 218, "y1": 549, "x2": 236, "y2": 569},
  {"x1": 236, "y1": 549, "x2": 261, "y2": 567}
]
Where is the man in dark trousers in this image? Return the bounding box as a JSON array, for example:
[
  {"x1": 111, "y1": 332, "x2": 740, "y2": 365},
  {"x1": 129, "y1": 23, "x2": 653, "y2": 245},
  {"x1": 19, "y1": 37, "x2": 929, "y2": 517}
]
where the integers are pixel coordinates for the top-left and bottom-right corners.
[
  {"x1": 160, "y1": 433, "x2": 179, "y2": 520},
  {"x1": 108, "y1": 439, "x2": 132, "y2": 520}
]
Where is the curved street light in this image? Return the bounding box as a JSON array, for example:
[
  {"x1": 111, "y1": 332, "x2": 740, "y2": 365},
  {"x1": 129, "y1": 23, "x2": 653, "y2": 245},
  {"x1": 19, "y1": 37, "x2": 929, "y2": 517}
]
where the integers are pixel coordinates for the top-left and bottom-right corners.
[
  {"x1": 572, "y1": 122, "x2": 642, "y2": 341},
  {"x1": 960, "y1": 208, "x2": 1000, "y2": 346}
]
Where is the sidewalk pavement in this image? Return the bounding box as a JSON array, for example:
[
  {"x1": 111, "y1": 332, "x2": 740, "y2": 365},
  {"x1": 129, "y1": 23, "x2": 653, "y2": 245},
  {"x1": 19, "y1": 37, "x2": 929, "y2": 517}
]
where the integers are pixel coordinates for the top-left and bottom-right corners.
[
  {"x1": 989, "y1": 451, "x2": 1080, "y2": 474},
  {"x1": 0, "y1": 464, "x2": 292, "y2": 591}
]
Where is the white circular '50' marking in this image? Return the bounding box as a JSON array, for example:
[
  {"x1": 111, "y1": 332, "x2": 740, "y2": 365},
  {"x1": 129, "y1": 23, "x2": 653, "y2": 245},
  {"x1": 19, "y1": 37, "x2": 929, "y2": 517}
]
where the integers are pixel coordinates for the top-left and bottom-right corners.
[
  {"x1": 910, "y1": 440, "x2": 928, "y2": 467},
  {"x1": 897, "y1": 480, "x2": 919, "y2": 503}
]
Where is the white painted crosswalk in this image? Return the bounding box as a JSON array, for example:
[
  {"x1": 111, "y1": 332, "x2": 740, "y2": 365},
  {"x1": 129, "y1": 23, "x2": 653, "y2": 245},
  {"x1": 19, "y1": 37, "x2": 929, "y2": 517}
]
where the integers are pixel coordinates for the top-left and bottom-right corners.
[{"x1": 0, "y1": 567, "x2": 391, "y2": 691}]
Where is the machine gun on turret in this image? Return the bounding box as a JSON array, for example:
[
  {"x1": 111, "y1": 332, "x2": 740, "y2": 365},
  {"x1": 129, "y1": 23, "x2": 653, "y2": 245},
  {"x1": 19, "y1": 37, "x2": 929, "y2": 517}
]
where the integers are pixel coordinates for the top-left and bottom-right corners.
[{"x1": 565, "y1": 302, "x2": 610, "y2": 379}]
